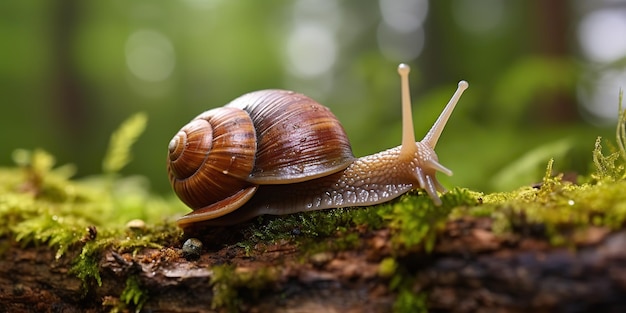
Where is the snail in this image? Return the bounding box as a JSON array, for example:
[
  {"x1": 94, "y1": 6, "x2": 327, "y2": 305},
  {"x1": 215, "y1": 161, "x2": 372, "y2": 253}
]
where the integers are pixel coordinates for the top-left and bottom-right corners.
[{"x1": 168, "y1": 64, "x2": 468, "y2": 228}]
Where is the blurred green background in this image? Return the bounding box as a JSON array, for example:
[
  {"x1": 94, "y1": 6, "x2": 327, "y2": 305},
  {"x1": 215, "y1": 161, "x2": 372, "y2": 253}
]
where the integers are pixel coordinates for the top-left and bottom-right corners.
[{"x1": 1, "y1": 0, "x2": 625, "y2": 195}]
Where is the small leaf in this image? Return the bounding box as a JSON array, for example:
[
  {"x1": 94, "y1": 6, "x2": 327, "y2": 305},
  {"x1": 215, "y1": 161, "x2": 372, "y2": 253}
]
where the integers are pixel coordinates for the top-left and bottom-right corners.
[{"x1": 102, "y1": 113, "x2": 148, "y2": 174}]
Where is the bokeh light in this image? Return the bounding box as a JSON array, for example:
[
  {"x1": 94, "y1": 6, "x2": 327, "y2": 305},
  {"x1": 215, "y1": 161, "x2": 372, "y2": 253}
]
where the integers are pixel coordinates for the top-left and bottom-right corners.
[
  {"x1": 125, "y1": 29, "x2": 176, "y2": 83},
  {"x1": 377, "y1": 0, "x2": 428, "y2": 61},
  {"x1": 452, "y1": 0, "x2": 506, "y2": 35},
  {"x1": 577, "y1": 5, "x2": 626, "y2": 124}
]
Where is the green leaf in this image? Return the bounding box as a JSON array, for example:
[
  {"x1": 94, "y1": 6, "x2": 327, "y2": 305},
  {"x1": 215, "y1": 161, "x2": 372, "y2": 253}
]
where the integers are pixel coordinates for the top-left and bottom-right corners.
[{"x1": 102, "y1": 113, "x2": 148, "y2": 174}]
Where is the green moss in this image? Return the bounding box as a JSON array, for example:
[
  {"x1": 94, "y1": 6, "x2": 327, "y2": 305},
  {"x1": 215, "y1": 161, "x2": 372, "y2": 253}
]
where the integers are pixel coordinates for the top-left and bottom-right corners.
[
  {"x1": 13, "y1": 212, "x2": 84, "y2": 259},
  {"x1": 393, "y1": 290, "x2": 428, "y2": 313},
  {"x1": 383, "y1": 188, "x2": 479, "y2": 251},
  {"x1": 235, "y1": 188, "x2": 478, "y2": 257},
  {"x1": 589, "y1": 89, "x2": 626, "y2": 183},
  {"x1": 378, "y1": 257, "x2": 398, "y2": 278},
  {"x1": 458, "y1": 90, "x2": 626, "y2": 244},
  {"x1": 592, "y1": 137, "x2": 625, "y2": 182},
  {"x1": 0, "y1": 114, "x2": 186, "y2": 301},
  {"x1": 234, "y1": 205, "x2": 388, "y2": 255},
  {"x1": 381, "y1": 255, "x2": 429, "y2": 313},
  {"x1": 1, "y1": 151, "x2": 183, "y2": 250},
  {"x1": 211, "y1": 264, "x2": 277, "y2": 312},
  {"x1": 69, "y1": 242, "x2": 103, "y2": 287},
  {"x1": 455, "y1": 93, "x2": 626, "y2": 243},
  {"x1": 456, "y1": 157, "x2": 626, "y2": 246},
  {"x1": 119, "y1": 276, "x2": 149, "y2": 312}
]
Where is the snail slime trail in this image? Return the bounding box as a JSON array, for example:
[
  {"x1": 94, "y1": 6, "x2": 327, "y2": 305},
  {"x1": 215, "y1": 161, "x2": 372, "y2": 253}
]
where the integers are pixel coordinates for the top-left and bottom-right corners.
[{"x1": 167, "y1": 64, "x2": 469, "y2": 228}]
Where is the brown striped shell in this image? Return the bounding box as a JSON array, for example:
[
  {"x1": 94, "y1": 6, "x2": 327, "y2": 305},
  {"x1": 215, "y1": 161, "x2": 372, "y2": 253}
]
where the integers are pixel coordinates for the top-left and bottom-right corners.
[{"x1": 167, "y1": 89, "x2": 355, "y2": 222}]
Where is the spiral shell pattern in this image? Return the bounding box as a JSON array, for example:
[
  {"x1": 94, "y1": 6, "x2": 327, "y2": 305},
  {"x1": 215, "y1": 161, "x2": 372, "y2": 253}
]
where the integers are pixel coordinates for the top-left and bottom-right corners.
[{"x1": 167, "y1": 107, "x2": 257, "y2": 212}]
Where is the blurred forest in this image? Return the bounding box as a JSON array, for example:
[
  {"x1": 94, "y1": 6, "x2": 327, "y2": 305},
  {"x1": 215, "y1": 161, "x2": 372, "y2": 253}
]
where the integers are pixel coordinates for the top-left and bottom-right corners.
[{"x1": 1, "y1": 0, "x2": 625, "y2": 195}]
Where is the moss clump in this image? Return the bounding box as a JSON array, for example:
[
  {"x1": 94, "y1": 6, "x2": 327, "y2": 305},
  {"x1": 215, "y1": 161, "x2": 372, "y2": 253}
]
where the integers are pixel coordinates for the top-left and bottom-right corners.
[
  {"x1": 455, "y1": 92, "x2": 626, "y2": 245},
  {"x1": 69, "y1": 241, "x2": 103, "y2": 287},
  {"x1": 234, "y1": 187, "x2": 478, "y2": 257},
  {"x1": 0, "y1": 114, "x2": 186, "y2": 305},
  {"x1": 235, "y1": 204, "x2": 388, "y2": 255},
  {"x1": 119, "y1": 276, "x2": 149, "y2": 312},
  {"x1": 394, "y1": 290, "x2": 428, "y2": 313},
  {"x1": 381, "y1": 255, "x2": 429, "y2": 313},
  {"x1": 383, "y1": 187, "x2": 479, "y2": 251},
  {"x1": 591, "y1": 91, "x2": 626, "y2": 182},
  {"x1": 456, "y1": 160, "x2": 626, "y2": 246},
  {"x1": 378, "y1": 257, "x2": 398, "y2": 278}
]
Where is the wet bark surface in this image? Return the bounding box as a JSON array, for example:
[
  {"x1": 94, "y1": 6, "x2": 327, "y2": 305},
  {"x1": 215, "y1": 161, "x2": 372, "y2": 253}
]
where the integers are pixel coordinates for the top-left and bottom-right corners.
[{"x1": 2, "y1": 217, "x2": 626, "y2": 312}]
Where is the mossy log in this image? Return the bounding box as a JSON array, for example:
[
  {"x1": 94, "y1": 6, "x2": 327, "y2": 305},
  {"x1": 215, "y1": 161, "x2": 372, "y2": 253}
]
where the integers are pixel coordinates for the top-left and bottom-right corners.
[
  {"x1": 2, "y1": 216, "x2": 626, "y2": 313},
  {"x1": 3, "y1": 94, "x2": 626, "y2": 312}
]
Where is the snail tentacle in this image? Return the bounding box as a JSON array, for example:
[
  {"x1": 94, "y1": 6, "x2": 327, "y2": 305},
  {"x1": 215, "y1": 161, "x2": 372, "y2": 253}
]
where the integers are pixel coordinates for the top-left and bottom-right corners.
[
  {"x1": 397, "y1": 64, "x2": 464, "y2": 205},
  {"x1": 423, "y1": 80, "x2": 469, "y2": 149}
]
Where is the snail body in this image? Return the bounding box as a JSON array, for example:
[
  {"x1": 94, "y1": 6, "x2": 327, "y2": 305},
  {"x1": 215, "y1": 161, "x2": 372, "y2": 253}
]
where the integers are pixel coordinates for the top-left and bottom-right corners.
[{"x1": 168, "y1": 64, "x2": 468, "y2": 227}]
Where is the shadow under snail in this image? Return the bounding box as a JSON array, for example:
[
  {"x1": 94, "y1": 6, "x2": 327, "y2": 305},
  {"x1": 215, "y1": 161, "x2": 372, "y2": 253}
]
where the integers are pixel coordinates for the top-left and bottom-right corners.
[{"x1": 167, "y1": 64, "x2": 469, "y2": 228}]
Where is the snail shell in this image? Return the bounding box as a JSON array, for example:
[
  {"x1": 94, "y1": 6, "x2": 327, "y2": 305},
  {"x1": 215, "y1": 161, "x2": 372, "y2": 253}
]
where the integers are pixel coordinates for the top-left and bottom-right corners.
[
  {"x1": 168, "y1": 64, "x2": 469, "y2": 228},
  {"x1": 168, "y1": 90, "x2": 355, "y2": 222}
]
